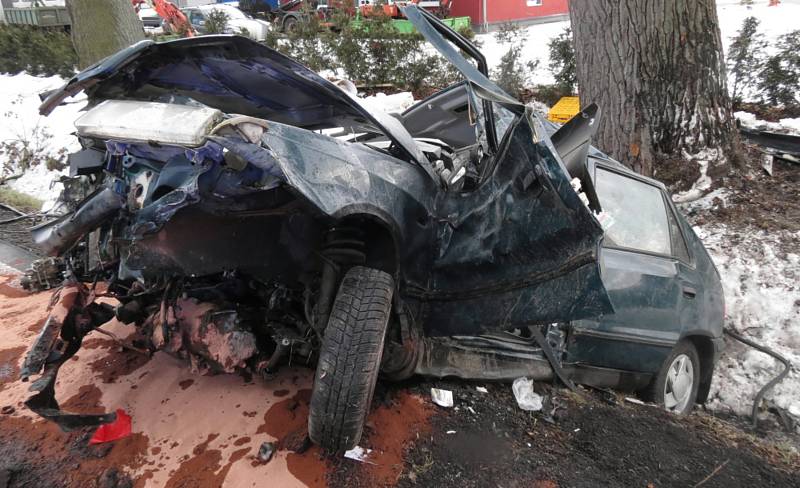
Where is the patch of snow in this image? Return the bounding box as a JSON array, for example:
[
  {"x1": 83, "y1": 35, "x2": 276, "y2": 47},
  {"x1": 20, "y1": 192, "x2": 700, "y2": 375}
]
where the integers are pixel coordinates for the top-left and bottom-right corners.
[
  {"x1": 468, "y1": 1, "x2": 800, "y2": 100},
  {"x1": 717, "y1": 0, "x2": 800, "y2": 53},
  {"x1": 475, "y1": 20, "x2": 570, "y2": 86},
  {"x1": 734, "y1": 110, "x2": 759, "y2": 127},
  {"x1": 693, "y1": 225, "x2": 800, "y2": 425},
  {"x1": 778, "y1": 117, "x2": 800, "y2": 134},
  {"x1": 735, "y1": 111, "x2": 800, "y2": 135},
  {"x1": 717, "y1": 0, "x2": 800, "y2": 103},
  {"x1": 9, "y1": 164, "x2": 63, "y2": 206},
  {"x1": 0, "y1": 73, "x2": 85, "y2": 205},
  {"x1": 681, "y1": 188, "x2": 730, "y2": 214},
  {"x1": 672, "y1": 150, "x2": 718, "y2": 203}
]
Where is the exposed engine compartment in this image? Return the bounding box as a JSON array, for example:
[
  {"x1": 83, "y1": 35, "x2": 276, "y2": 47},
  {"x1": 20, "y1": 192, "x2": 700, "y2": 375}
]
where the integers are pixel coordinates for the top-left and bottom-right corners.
[{"x1": 27, "y1": 101, "x2": 386, "y2": 386}]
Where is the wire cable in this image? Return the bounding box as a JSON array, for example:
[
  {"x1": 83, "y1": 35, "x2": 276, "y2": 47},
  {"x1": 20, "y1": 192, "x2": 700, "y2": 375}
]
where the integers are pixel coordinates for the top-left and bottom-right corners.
[{"x1": 723, "y1": 328, "x2": 792, "y2": 429}]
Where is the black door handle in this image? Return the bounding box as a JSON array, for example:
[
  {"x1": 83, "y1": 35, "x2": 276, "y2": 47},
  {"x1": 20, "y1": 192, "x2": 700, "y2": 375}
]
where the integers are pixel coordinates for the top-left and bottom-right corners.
[{"x1": 682, "y1": 285, "x2": 697, "y2": 298}]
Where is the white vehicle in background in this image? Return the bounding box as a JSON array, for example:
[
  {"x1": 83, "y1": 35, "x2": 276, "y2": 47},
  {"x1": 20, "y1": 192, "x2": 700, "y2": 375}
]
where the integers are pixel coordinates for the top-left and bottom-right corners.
[
  {"x1": 182, "y1": 4, "x2": 272, "y2": 41},
  {"x1": 138, "y1": 6, "x2": 165, "y2": 33}
]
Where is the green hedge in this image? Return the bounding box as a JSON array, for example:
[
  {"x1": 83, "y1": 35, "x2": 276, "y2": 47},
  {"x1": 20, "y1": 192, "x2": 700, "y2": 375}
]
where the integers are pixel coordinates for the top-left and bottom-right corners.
[
  {"x1": 0, "y1": 24, "x2": 77, "y2": 78},
  {"x1": 266, "y1": 13, "x2": 466, "y2": 93}
]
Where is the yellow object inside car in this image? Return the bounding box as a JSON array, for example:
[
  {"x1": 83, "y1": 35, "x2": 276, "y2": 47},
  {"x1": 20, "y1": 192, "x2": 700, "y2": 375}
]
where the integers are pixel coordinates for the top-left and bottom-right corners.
[{"x1": 548, "y1": 96, "x2": 581, "y2": 124}]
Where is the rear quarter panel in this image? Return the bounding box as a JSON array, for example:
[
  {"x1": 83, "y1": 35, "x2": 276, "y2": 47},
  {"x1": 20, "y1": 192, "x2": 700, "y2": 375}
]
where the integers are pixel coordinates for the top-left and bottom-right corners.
[{"x1": 678, "y1": 214, "x2": 725, "y2": 340}]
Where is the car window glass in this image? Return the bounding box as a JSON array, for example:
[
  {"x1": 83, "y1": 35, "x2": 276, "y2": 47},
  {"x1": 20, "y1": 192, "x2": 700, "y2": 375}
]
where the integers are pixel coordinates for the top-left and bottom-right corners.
[
  {"x1": 666, "y1": 204, "x2": 691, "y2": 262},
  {"x1": 493, "y1": 104, "x2": 516, "y2": 143},
  {"x1": 596, "y1": 169, "x2": 670, "y2": 255}
]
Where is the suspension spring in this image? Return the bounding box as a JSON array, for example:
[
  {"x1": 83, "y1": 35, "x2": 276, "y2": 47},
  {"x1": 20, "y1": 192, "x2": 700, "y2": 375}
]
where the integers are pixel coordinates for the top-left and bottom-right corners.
[
  {"x1": 315, "y1": 226, "x2": 367, "y2": 331},
  {"x1": 320, "y1": 226, "x2": 367, "y2": 267}
]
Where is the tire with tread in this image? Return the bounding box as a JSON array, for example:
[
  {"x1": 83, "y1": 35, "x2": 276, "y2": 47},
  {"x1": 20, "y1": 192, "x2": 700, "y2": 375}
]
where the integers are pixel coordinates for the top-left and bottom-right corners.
[{"x1": 308, "y1": 266, "x2": 394, "y2": 452}]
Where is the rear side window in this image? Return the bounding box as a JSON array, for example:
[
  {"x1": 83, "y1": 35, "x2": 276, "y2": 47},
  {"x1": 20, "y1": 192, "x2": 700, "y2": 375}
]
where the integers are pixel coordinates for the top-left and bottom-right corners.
[
  {"x1": 666, "y1": 205, "x2": 691, "y2": 263},
  {"x1": 596, "y1": 168, "x2": 670, "y2": 255}
]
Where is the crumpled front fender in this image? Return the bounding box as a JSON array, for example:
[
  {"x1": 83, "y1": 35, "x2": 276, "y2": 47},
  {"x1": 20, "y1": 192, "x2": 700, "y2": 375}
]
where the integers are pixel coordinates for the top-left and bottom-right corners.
[{"x1": 261, "y1": 121, "x2": 438, "y2": 243}]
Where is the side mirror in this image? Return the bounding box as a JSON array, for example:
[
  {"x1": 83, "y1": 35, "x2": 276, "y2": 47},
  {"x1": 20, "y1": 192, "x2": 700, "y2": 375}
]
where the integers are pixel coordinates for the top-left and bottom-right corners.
[{"x1": 550, "y1": 103, "x2": 602, "y2": 212}]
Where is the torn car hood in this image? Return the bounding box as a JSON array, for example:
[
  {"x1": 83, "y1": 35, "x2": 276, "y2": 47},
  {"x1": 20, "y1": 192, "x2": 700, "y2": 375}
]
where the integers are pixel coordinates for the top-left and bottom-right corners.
[
  {"x1": 40, "y1": 35, "x2": 429, "y2": 168},
  {"x1": 402, "y1": 6, "x2": 524, "y2": 114}
]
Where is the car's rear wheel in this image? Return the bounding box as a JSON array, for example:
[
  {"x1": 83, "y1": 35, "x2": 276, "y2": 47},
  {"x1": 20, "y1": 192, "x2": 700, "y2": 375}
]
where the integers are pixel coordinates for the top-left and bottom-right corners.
[
  {"x1": 308, "y1": 266, "x2": 394, "y2": 452},
  {"x1": 644, "y1": 340, "x2": 700, "y2": 415}
]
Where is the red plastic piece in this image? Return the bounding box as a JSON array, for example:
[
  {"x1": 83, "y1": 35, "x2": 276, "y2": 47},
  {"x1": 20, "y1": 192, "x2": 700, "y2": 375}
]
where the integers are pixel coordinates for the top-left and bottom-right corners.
[{"x1": 89, "y1": 409, "x2": 132, "y2": 445}]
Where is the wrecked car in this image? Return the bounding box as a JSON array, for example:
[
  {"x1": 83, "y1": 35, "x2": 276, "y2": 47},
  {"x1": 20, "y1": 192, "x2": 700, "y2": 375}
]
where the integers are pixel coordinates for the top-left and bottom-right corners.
[{"x1": 21, "y1": 6, "x2": 724, "y2": 451}]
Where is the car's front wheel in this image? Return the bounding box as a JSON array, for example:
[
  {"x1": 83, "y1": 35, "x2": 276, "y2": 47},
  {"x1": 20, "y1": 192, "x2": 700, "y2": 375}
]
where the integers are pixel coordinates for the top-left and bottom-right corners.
[
  {"x1": 644, "y1": 340, "x2": 700, "y2": 415},
  {"x1": 308, "y1": 266, "x2": 394, "y2": 452}
]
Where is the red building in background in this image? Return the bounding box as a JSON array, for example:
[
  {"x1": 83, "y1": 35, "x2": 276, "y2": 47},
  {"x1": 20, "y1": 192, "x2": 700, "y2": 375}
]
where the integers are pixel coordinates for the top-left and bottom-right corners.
[{"x1": 449, "y1": 0, "x2": 569, "y2": 30}]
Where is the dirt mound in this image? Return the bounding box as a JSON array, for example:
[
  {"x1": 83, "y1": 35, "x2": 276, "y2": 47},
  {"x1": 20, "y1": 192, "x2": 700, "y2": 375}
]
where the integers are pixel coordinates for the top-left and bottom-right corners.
[
  {"x1": 399, "y1": 379, "x2": 800, "y2": 488},
  {"x1": 0, "y1": 346, "x2": 26, "y2": 394},
  {"x1": 0, "y1": 415, "x2": 148, "y2": 488}
]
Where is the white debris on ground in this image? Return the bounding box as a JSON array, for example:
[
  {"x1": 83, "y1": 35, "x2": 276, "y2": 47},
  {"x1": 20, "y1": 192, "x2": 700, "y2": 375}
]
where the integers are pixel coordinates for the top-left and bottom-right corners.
[
  {"x1": 430, "y1": 388, "x2": 454, "y2": 408},
  {"x1": 511, "y1": 377, "x2": 543, "y2": 412},
  {"x1": 0, "y1": 73, "x2": 84, "y2": 205},
  {"x1": 691, "y1": 223, "x2": 800, "y2": 423},
  {"x1": 343, "y1": 446, "x2": 374, "y2": 463}
]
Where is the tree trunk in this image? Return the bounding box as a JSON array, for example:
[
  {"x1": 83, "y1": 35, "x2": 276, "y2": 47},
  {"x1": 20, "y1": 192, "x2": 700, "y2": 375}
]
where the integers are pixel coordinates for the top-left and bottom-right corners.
[
  {"x1": 568, "y1": 0, "x2": 738, "y2": 178},
  {"x1": 67, "y1": 0, "x2": 145, "y2": 69}
]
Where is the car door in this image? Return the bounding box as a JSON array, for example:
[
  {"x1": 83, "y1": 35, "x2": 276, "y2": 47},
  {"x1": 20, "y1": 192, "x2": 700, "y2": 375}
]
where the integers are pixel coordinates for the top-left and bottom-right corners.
[
  {"x1": 417, "y1": 109, "x2": 612, "y2": 336},
  {"x1": 400, "y1": 6, "x2": 612, "y2": 336},
  {"x1": 567, "y1": 164, "x2": 700, "y2": 373}
]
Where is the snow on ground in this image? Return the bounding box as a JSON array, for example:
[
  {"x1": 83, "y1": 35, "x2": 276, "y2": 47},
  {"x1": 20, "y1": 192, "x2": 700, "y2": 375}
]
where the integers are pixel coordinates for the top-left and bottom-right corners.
[
  {"x1": 672, "y1": 150, "x2": 716, "y2": 203},
  {"x1": 716, "y1": 0, "x2": 800, "y2": 52},
  {"x1": 735, "y1": 111, "x2": 800, "y2": 135},
  {"x1": 693, "y1": 223, "x2": 800, "y2": 421},
  {"x1": 472, "y1": 1, "x2": 800, "y2": 95},
  {"x1": 475, "y1": 19, "x2": 570, "y2": 86},
  {"x1": 0, "y1": 73, "x2": 84, "y2": 205}
]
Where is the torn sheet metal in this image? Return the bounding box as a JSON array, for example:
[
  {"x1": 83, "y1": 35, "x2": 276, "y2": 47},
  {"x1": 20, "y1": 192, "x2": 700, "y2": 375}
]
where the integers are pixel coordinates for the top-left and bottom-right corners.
[
  {"x1": 22, "y1": 282, "x2": 118, "y2": 431},
  {"x1": 403, "y1": 6, "x2": 524, "y2": 114},
  {"x1": 31, "y1": 187, "x2": 125, "y2": 257}
]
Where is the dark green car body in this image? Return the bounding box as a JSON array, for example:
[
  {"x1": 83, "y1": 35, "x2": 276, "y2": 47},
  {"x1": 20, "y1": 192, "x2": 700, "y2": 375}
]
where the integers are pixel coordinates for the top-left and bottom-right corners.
[{"x1": 565, "y1": 153, "x2": 725, "y2": 400}]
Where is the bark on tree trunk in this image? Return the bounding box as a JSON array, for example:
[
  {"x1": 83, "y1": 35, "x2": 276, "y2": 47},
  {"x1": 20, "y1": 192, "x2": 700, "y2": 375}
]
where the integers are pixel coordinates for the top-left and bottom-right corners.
[
  {"x1": 67, "y1": 0, "x2": 145, "y2": 69},
  {"x1": 568, "y1": 0, "x2": 739, "y2": 178}
]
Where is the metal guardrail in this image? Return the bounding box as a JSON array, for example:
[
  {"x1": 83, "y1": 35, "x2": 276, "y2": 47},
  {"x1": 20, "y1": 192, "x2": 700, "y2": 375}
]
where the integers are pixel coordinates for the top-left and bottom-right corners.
[{"x1": 739, "y1": 127, "x2": 800, "y2": 161}]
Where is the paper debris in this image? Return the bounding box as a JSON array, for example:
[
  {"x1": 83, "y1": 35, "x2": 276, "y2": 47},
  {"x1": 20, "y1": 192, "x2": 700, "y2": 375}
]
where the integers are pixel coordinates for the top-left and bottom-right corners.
[
  {"x1": 344, "y1": 446, "x2": 374, "y2": 463},
  {"x1": 512, "y1": 378, "x2": 543, "y2": 411},
  {"x1": 431, "y1": 388, "x2": 454, "y2": 408}
]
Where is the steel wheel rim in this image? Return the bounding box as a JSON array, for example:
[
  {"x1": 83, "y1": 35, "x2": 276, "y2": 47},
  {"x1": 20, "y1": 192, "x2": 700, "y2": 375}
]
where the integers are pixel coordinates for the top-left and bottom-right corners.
[{"x1": 663, "y1": 353, "x2": 694, "y2": 413}]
